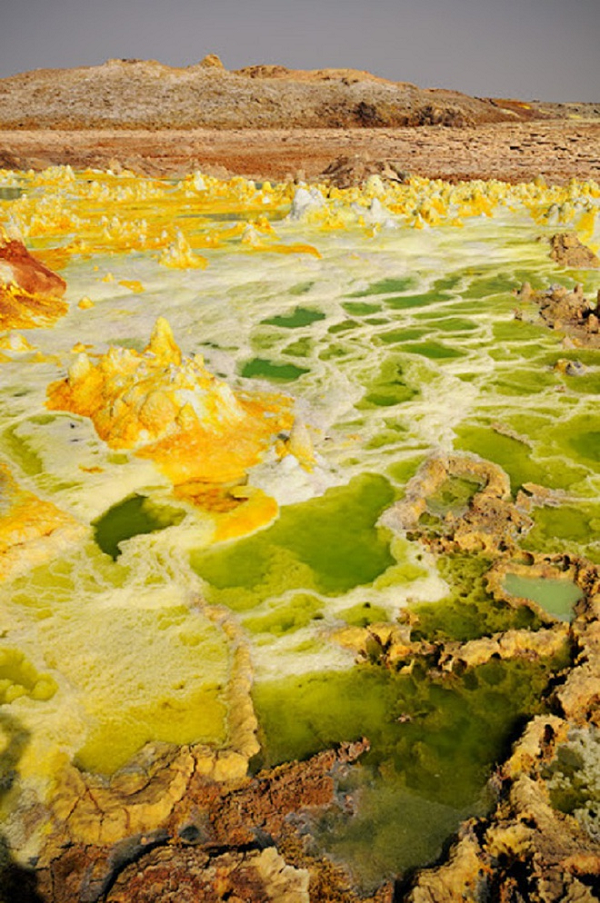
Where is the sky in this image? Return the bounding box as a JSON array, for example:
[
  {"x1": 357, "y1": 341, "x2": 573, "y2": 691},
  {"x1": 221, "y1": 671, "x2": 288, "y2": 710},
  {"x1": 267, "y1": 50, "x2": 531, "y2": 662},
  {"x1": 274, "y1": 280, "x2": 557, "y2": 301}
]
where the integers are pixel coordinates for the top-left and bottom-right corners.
[{"x1": 0, "y1": 0, "x2": 598, "y2": 102}]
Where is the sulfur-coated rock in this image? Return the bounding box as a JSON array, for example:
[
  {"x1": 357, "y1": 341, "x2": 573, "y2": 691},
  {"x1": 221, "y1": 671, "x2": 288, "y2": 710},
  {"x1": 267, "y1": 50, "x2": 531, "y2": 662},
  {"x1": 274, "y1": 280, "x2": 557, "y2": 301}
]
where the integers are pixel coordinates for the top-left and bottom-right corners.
[
  {"x1": 46, "y1": 317, "x2": 294, "y2": 487},
  {"x1": 518, "y1": 282, "x2": 600, "y2": 347},
  {"x1": 380, "y1": 452, "x2": 532, "y2": 555},
  {"x1": 105, "y1": 846, "x2": 310, "y2": 903}
]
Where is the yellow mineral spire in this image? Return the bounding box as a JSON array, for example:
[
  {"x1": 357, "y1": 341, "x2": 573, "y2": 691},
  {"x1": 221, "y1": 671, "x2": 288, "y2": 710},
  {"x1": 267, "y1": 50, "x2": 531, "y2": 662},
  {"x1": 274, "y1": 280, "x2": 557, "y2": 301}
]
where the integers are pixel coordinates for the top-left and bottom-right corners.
[{"x1": 146, "y1": 316, "x2": 182, "y2": 366}]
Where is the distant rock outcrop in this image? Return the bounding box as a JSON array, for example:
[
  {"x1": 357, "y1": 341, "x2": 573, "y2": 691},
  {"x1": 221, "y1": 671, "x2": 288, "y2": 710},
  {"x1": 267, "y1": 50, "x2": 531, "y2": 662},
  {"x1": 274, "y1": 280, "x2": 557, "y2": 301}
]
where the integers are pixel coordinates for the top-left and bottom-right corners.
[{"x1": 0, "y1": 58, "x2": 547, "y2": 130}]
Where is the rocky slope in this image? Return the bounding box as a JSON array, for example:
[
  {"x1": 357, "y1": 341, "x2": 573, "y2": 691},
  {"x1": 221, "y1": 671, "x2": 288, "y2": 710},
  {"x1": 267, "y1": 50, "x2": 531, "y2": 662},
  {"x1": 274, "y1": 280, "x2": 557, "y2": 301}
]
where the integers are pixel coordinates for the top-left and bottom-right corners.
[{"x1": 0, "y1": 55, "x2": 556, "y2": 131}]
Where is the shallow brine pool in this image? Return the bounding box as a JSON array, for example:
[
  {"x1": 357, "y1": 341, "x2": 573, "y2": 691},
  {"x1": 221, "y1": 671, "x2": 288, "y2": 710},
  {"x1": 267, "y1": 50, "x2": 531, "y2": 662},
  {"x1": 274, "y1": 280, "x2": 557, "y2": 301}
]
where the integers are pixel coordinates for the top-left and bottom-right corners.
[{"x1": 0, "y1": 167, "x2": 599, "y2": 886}]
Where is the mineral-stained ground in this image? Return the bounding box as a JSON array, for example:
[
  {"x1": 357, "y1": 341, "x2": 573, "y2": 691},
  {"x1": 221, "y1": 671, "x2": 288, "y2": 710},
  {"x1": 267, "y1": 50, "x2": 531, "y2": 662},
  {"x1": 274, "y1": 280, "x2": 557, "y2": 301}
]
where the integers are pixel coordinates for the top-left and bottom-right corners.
[{"x1": 1, "y1": 63, "x2": 600, "y2": 901}]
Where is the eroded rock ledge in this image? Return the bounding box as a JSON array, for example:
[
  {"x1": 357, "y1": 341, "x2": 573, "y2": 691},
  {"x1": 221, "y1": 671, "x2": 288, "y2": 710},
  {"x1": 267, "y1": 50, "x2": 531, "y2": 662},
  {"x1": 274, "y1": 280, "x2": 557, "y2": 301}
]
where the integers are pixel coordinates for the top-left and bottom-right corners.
[
  {"x1": 33, "y1": 740, "x2": 385, "y2": 903},
  {"x1": 373, "y1": 452, "x2": 600, "y2": 901},
  {"x1": 517, "y1": 281, "x2": 600, "y2": 348}
]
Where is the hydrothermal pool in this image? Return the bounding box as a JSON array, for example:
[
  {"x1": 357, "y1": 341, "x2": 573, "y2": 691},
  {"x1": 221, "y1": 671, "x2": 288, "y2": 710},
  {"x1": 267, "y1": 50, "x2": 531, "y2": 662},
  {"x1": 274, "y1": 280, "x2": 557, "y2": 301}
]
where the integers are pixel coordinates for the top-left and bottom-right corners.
[{"x1": 0, "y1": 167, "x2": 599, "y2": 895}]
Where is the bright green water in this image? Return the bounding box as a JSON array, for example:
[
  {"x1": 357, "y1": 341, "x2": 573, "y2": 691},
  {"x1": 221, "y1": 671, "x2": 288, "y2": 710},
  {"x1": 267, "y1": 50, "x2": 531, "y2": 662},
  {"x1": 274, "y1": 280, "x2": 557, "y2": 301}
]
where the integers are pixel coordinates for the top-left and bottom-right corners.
[
  {"x1": 261, "y1": 306, "x2": 326, "y2": 328},
  {"x1": 409, "y1": 556, "x2": 544, "y2": 643},
  {"x1": 191, "y1": 474, "x2": 396, "y2": 611},
  {"x1": 240, "y1": 357, "x2": 310, "y2": 381},
  {"x1": 348, "y1": 276, "x2": 418, "y2": 296},
  {"x1": 503, "y1": 573, "x2": 583, "y2": 621},
  {"x1": 93, "y1": 494, "x2": 185, "y2": 559},
  {"x1": 253, "y1": 652, "x2": 567, "y2": 889}
]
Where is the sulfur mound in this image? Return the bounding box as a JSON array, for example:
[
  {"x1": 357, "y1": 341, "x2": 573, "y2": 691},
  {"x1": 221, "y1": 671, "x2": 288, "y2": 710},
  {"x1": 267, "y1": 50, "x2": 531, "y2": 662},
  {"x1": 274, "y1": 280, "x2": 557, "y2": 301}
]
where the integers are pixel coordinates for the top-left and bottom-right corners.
[
  {"x1": 46, "y1": 317, "x2": 294, "y2": 485},
  {"x1": 0, "y1": 226, "x2": 67, "y2": 329}
]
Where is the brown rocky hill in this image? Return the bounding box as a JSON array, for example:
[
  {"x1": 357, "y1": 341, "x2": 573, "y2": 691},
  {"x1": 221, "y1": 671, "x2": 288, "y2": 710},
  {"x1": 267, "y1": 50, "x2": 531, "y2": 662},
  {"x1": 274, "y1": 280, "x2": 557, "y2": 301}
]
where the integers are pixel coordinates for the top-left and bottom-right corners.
[{"x1": 0, "y1": 55, "x2": 553, "y2": 130}]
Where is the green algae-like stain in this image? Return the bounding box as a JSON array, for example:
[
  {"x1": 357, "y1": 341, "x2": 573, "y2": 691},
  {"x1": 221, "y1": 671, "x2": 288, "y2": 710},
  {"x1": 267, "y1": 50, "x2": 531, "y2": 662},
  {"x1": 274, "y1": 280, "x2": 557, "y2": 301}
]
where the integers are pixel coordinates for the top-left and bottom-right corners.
[
  {"x1": 252, "y1": 652, "x2": 565, "y2": 885},
  {"x1": 522, "y1": 505, "x2": 599, "y2": 557},
  {"x1": 338, "y1": 602, "x2": 390, "y2": 628},
  {"x1": 432, "y1": 273, "x2": 463, "y2": 293},
  {"x1": 341, "y1": 301, "x2": 383, "y2": 316},
  {"x1": 503, "y1": 573, "x2": 583, "y2": 621},
  {"x1": 486, "y1": 368, "x2": 557, "y2": 397},
  {"x1": 366, "y1": 429, "x2": 407, "y2": 449},
  {"x1": 190, "y1": 474, "x2": 396, "y2": 611},
  {"x1": 93, "y1": 494, "x2": 185, "y2": 559},
  {"x1": 426, "y1": 476, "x2": 481, "y2": 518},
  {"x1": 360, "y1": 393, "x2": 409, "y2": 409},
  {"x1": 377, "y1": 327, "x2": 429, "y2": 345},
  {"x1": 409, "y1": 555, "x2": 544, "y2": 643},
  {"x1": 1, "y1": 426, "x2": 44, "y2": 476},
  {"x1": 386, "y1": 455, "x2": 427, "y2": 489},
  {"x1": 250, "y1": 330, "x2": 281, "y2": 352},
  {"x1": 328, "y1": 319, "x2": 360, "y2": 335},
  {"x1": 461, "y1": 273, "x2": 520, "y2": 299},
  {"x1": 570, "y1": 430, "x2": 600, "y2": 465},
  {"x1": 492, "y1": 320, "x2": 554, "y2": 344},
  {"x1": 402, "y1": 341, "x2": 464, "y2": 360},
  {"x1": 243, "y1": 593, "x2": 323, "y2": 636},
  {"x1": 289, "y1": 281, "x2": 314, "y2": 295},
  {"x1": 453, "y1": 424, "x2": 582, "y2": 492},
  {"x1": 560, "y1": 372, "x2": 600, "y2": 396},
  {"x1": 365, "y1": 316, "x2": 391, "y2": 326},
  {"x1": 385, "y1": 292, "x2": 447, "y2": 310},
  {"x1": 430, "y1": 316, "x2": 478, "y2": 333},
  {"x1": 240, "y1": 357, "x2": 309, "y2": 381},
  {"x1": 261, "y1": 306, "x2": 326, "y2": 328},
  {"x1": 283, "y1": 337, "x2": 313, "y2": 357},
  {"x1": 319, "y1": 344, "x2": 350, "y2": 361},
  {"x1": 357, "y1": 358, "x2": 418, "y2": 410},
  {"x1": 75, "y1": 682, "x2": 227, "y2": 774},
  {"x1": 348, "y1": 277, "x2": 417, "y2": 297}
]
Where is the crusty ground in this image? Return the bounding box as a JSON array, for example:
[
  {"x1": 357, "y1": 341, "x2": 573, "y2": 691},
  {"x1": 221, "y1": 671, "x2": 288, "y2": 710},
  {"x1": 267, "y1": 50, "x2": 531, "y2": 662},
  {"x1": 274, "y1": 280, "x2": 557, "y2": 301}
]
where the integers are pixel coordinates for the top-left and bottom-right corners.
[{"x1": 1, "y1": 120, "x2": 599, "y2": 184}]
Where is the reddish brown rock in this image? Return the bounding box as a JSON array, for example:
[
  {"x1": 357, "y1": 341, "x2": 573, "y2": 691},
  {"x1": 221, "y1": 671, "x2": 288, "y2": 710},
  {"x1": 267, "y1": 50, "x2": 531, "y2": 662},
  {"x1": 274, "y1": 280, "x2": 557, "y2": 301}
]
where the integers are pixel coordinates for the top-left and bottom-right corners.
[
  {"x1": 320, "y1": 154, "x2": 409, "y2": 188},
  {"x1": 34, "y1": 740, "x2": 373, "y2": 903},
  {"x1": 0, "y1": 229, "x2": 67, "y2": 329},
  {"x1": 0, "y1": 235, "x2": 66, "y2": 298},
  {"x1": 1, "y1": 121, "x2": 600, "y2": 183}
]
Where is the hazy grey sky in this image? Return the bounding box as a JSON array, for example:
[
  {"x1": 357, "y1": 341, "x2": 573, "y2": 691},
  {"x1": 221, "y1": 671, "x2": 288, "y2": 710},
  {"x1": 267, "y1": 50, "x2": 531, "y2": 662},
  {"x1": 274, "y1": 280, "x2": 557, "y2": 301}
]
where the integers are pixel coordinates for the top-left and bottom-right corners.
[{"x1": 1, "y1": 0, "x2": 598, "y2": 102}]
